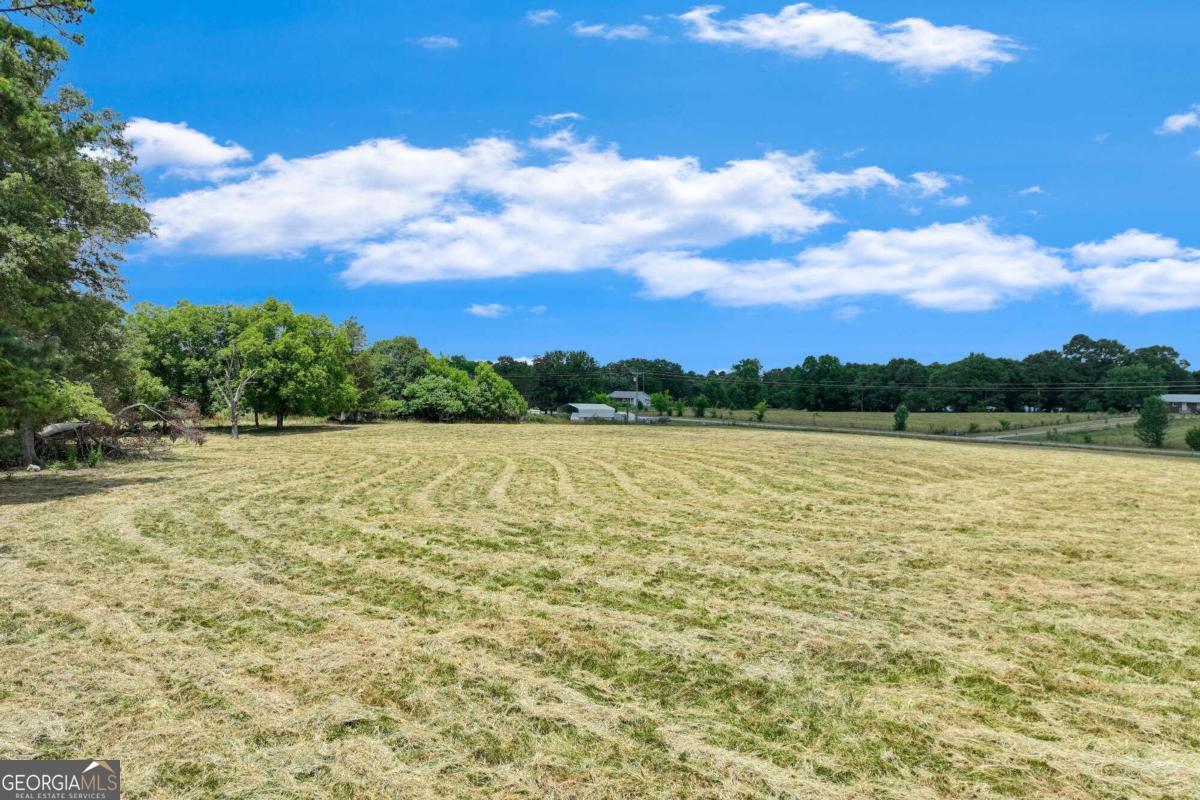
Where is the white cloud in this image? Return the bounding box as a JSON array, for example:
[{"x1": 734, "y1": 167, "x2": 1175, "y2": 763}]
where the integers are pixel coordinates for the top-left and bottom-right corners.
[
  {"x1": 1075, "y1": 259, "x2": 1200, "y2": 313},
  {"x1": 909, "y1": 171, "x2": 951, "y2": 196},
  {"x1": 1068, "y1": 230, "x2": 1200, "y2": 312},
  {"x1": 126, "y1": 118, "x2": 250, "y2": 172},
  {"x1": 1070, "y1": 229, "x2": 1185, "y2": 266},
  {"x1": 151, "y1": 131, "x2": 906, "y2": 289},
  {"x1": 833, "y1": 304, "x2": 862, "y2": 320},
  {"x1": 525, "y1": 9, "x2": 559, "y2": 25},
  {"x1": 532, "y1": 111, "x2": 585, "y2": 127},
  {"x1": 1018, "y1": 185, "x2": 1044, "y2": 195},
  {"x1": 466, "y1": 303, "x2": 508, "y2": 318},
  {"x1": 627, "y1": 220, "x2": 1070, "y2": 311},
  {"x1": 149, "y1": 124, "x2": 1200, "y2": 314},
  {"x1": 415, "y1": 35, "x2": 459, "y2": 49},
  {"x1": 939, "y1": 195, "x2": 970, "y2": 207},
  {"x1": 678, "y1": 3, "x2": 1018, "y2": 74},
  {"x1": 571, "y1": 21, "x2": 652, "y2": 40},
  {"x1": 1157, "y1": 105, "x2": 1200, "y2": 135}
]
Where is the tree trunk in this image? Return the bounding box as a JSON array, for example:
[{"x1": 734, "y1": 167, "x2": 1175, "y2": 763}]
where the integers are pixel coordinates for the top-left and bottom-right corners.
[
  {"x1": 19, "y1": 417, "x2": 39, "y2": 467},
  {"x1": 230, "y1": 405, "x2": 239, "y2": 439},
  {"x1": 253, "y1": 408, "x2": 259, "y2": 427},
  {"x1": 276, "y1": 410, "x2": 284, "y2": 428}
]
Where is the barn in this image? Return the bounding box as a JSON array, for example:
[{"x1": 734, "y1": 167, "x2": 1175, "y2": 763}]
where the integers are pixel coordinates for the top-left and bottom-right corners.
[
  {"x1": 558, "y1": 403, "x2": 617, "y2": 421},
  {"x1": 1160, "y1": 394, "x2": 1200, "y2": 414}
]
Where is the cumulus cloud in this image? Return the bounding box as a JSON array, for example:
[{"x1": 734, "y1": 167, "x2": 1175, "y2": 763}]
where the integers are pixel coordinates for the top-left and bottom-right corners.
[
  {"x1": 909, "y1": 171, "x2": 951, "y2": 196},
  {"x1": 1018, "y1": 185, "x2": 1044, "y2": 195},
  {"x1": 1075, "y1": 258, "x2": 1200, "y2": 313},
  {"x1": 677, "y1": 3, "x2": 1018, "y2": 74},
  {"x1": 628, "y1": 220, "x2": 1069, "y2": 311},
  {"x1": 525, "y1": 9, "x2": 559, "y2": 25},
  {"x1": 1157, "y1": 105, "x2": 1200, "y2": 135},
  {"x1": 1070, "y1": 229, "x2": 1186, "y2": 266},
  {"x1": 126, "y1": 118, "x2": 251, "y2": 173},
  {"x1": 146, "y1": 123, "x2": 1200, "y2": 314},
  {"x1": 415, "y1": 35, "x2": 459, "y2": 49},
  {"x1": 1069, "y1": 230, "x2": 1200, "y2": 313},
  {"x1": 466, "y1": 303, "x2": 508, "y2": 318},
  {"x1": 151, "y1": 130, "x2": 909, "y2": 289},
  {"x1": 571, "y1": 21, "x2": 652, "y2": 40}
]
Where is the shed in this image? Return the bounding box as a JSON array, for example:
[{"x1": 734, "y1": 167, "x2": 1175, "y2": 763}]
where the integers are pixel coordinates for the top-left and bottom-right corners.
[
  {"x1": 1160, "y1": 394, "x2": 1200, "y2": 414},
  {"x1": 609, "y1": 391, "x2": 652, "y2": 409},
  {"x1": 558, "y1": 403, "x2": 617, "y2": 421}
]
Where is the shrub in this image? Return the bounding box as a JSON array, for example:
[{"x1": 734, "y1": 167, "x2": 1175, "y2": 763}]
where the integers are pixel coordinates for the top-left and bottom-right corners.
[
  {"x1": 754, "y1": 400, "x2": 766, "y2": 422},
  {"x1": 87, "y1": 445, "x2": 103, "y2": 468},
  {"x1": 1134, "y1": 396, "x2": 1169, "y2": 448},
  {"x1": 998, "y1": 419, "x2": 1011, "y2": 431},
  {"x1": 1185, "y1": 427, "x2": 1200, "y2": 452},
  {"x1": 967, "y1": 422, "x2": 980, "y2": 434},
  {"x1": 892, "y1": 404, "x2": 909, "y2": 432},
  {"x1": 650, "y1": 391, "x2": 672, "y2": 416},
  {"x1": 65, "y1": 442, "x2": 79, "y2": 470},
  {"x1": 402, "y1": 375, "x2": 472, "y2": 422},
  {"x1": 692, "y1": 395, "x2": 709, "y2": 418}
]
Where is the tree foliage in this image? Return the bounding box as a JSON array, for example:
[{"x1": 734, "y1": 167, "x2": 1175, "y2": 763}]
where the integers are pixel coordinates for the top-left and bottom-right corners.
[
  {"x1": 238, "y1": 299, "x2": 357, "y2": 427},
  {"x1": 1134, "y1": 396, "x2": 1170, "y2": 448},
  {"x1": 0, "y1": 4, "x2": 151, "y2": 462}
]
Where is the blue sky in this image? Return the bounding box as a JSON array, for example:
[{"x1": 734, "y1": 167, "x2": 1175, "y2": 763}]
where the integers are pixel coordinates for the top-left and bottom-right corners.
[{"x1": 64, "y1": 1, "x2": 1200, "y2": 369}]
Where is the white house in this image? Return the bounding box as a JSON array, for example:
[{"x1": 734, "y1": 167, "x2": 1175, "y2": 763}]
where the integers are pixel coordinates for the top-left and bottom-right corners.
[
  {"x1": 558, "y1": 402, "x2": 617, "y2": 421},
  {"x1": 1161, "y1": 394, "x2": 1200, "y2": 414},
  {"x1": 608, "y1": 390, "x2": 652, "y2": 409}
]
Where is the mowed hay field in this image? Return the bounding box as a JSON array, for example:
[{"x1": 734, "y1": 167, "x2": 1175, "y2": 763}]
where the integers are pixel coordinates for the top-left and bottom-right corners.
[{"x1": 2, "y1": 424, "x2": 1200, "y2": 799}]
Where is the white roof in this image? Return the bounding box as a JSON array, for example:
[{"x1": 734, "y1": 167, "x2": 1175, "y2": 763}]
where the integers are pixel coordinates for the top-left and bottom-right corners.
[
  {"x1": 1161, "y1": 394, "x2": 1200, "y2": 402},
  {"x1": 609, "y1": 390, "x2": 650, "y2": 399},
  {"x1": 560, "y1": 403, "x2": 616, "y2": 412}
]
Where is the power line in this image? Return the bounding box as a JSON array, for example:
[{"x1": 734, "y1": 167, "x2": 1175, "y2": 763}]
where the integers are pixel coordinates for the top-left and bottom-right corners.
[{"x1": 490, "y1": 367, "x2": 1198, "y2": 392}]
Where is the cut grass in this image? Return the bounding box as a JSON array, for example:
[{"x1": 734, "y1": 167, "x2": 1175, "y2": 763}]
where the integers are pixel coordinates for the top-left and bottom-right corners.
[{"x1": 1, "y1": 422, "x2": 1199, "y2": 798}]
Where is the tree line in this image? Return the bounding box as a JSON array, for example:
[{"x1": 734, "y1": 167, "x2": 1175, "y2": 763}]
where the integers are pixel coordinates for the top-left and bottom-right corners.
[
  {"x1": 129, "y1": 300, "x2": 527, "y2": 435},
  {"x1": 491, "y1": 335, "x2": 1197, "y2": 414}
]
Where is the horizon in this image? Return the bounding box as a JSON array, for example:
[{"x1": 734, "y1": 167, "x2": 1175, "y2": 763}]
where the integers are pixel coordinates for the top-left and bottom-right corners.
[{"x1": 61, "y1": 1, "x2": 1200, "y2": 367}]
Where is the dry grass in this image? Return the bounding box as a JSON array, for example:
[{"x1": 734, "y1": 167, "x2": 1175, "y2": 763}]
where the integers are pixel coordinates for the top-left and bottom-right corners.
[{"x1": 2, "y1": 422, "x2": 1199, "y2": 799}]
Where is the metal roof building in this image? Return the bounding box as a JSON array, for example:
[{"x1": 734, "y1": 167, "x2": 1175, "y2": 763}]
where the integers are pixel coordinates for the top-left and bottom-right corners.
[
  {"x1": 558, "y1": 403, "x2": 617, "y2": 420},
  {"x1": 1161, "y1": 394, "x2": 1200, "y2": 413}
]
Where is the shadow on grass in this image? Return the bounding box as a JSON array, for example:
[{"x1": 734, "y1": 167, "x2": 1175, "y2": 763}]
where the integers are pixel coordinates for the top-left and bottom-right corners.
[
  {"x1": 233, "y1": 424, "x2": 358, "y2": 437},
  {"x1": 0, "y1": 475, "x2": 167, "y2": 506}
]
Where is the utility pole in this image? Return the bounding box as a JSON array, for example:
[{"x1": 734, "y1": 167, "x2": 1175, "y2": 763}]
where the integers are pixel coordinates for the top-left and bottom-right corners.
[{"x1": 629, "y1": 370, "x2": 640, "y2": 422}]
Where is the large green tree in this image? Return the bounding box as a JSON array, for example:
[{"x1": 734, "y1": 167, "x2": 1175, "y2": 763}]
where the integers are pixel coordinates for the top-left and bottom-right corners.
[
  {"x1": 369, "y1": 336, "x2": 429, "y2": 402},
  {"x1": 0, "y1": 2, "x2": 151, "y2": 463},
  {"x1": 1102, "y1": 364, "x2": 1167, "y2": 412},
  {"x1": 240, "y1": 299, "x2": 357, "y2": 427},
  {"x1": 129, "y1": 302, "x2": 230, "y2": 414},
  {"x1": 530, "y1": 350, "x2": 601, "y2": 409}
]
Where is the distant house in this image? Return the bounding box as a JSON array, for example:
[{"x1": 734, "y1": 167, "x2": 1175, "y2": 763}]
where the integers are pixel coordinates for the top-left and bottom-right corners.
[
  {"x1": 609, "y1": 390, "x2": 652, "y2": 409},
  {"x1": 558, "y1": 402, "x2": 617, "y2": 421},
  {"x1": 1161, "y1": 394, "x2": 1200, "y2": 413}
]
